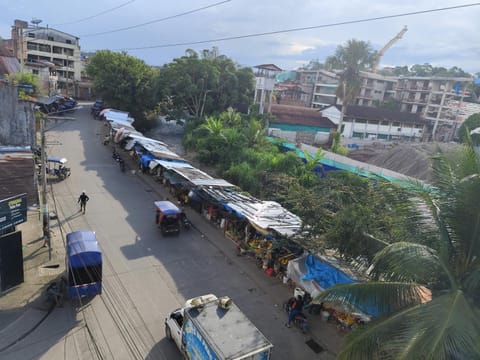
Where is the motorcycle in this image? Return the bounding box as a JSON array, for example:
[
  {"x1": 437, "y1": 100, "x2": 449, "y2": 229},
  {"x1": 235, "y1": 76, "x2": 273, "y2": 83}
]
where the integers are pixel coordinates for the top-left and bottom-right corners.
[
  {"x1": 181, "y1": 213, "x2": 191, "y2": 229},
  {"x1": 284, "y1": 298, "x2": 309, "y2": 333},
  {"x1": 112, "y1": 150, "x2": 125, "y2": 172}
]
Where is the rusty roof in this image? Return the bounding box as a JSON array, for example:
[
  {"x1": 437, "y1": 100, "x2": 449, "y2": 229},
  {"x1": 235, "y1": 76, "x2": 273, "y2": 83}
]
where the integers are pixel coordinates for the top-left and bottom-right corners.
[
  {"x1": 0, "y1": 55, "x2": 20, "y2": 75},
  {"x1": 346, "y1": 105, "x2": 427, "y2": 124},
  {"x1": 270, "y1": 104, "x2": 336, "y2": 128},
  {"x1": 0, "y1": 151, "x2": 37, "y2": 206}
]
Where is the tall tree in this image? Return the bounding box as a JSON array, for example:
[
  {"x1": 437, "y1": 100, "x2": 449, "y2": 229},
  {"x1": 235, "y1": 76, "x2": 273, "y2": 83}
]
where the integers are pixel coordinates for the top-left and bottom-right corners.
[
  {"x1": 86, "y1": 50, "x2": 157, "y2": 124},
  {"x1": 325, "y1": 39, "x2": 375, "y2": 133},
  {"x1": 156, "y1": 48, "x2": 254, "y2": 120},
  {"x1": 315, "y1": 139, "x2": 480, "y2": 360}
]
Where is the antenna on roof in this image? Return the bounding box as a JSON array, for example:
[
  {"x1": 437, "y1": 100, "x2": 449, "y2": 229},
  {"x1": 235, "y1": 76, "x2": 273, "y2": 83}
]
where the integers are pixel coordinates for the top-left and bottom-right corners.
[{"x1": 31, "y1": 18, "x2": 42, "y2": 28}]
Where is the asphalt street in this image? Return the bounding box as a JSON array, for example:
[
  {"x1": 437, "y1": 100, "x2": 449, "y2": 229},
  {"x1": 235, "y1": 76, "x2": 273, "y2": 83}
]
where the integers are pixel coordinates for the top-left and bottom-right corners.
[{"x1": 0, "y1": 104, "x2": 343, "y2": 360}]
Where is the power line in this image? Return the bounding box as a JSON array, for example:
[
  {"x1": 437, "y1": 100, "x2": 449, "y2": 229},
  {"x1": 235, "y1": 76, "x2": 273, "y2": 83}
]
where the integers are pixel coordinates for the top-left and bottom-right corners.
[
  {"x1": 111, "y1": 2, "x2": 480, "y2": 51},
  {"x1": 51, "y1": 0, "x2": 136, "y2": 26},
  {"x1": 81, "y1": 0, "x2": 232, "y2": 37}
]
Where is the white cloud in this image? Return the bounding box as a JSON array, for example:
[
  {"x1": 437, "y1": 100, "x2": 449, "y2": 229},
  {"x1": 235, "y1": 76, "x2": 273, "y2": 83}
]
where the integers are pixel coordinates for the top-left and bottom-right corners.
[{"x1": 0, "y1": 0, "x2": 478, "y2": 72}]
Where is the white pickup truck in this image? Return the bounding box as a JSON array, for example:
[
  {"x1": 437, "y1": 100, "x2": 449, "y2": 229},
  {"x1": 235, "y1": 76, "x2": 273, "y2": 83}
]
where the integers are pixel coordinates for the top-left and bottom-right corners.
[{"x1": 165, "y1": 294, "x2": 273, "y2": 360}]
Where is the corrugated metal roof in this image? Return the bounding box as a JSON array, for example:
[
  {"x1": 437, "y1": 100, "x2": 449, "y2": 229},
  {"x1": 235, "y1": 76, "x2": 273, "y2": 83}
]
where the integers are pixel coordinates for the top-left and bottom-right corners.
[
  {"x1": 0, "y1": 56, "x2": 20, "y2": 75},
  {"x1": 0, "y1": 151, "x2": 37, "y2": 206},
  {"x1": 189, "y1": 178, "x2": 234, "y2": 187},
  {"x1": 226, "y1": 200, "x2": 302, "y2": 237},
  {"x1": 149, "y1": 159, "x2": 192, "y2": 170}
]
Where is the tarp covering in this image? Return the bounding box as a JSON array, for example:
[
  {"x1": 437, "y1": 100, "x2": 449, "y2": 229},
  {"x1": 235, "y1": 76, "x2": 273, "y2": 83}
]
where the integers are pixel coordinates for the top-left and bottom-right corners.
[
  {"x1": 302, "y1": 254, "x2": 355, "y2": 289},
  {"x1": 66, "y1": 231, "x2": 102, "y2": 268},
  {"x1": 140, "y1": 153, "x2": 155, "y2": 168},
  {"x1": 291, "y1": 254, "x2": 380, "y2": 317}
]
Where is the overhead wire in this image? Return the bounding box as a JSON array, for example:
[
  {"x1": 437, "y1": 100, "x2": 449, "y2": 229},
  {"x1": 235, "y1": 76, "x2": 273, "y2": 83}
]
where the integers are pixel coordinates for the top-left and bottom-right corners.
[
  {"x1": 105, "y1": 2, "x2": 480, "y2": 51},
  {"x1": 51, "y1": 0, "x2": 136, "y2": 26},
  {"x1": 80, "y1": 0, "x2": 232, "y2": 37}
]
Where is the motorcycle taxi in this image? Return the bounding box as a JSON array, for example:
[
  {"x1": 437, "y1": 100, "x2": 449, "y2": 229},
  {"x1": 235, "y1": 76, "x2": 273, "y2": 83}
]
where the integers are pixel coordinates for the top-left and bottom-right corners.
[{"x1": 47, "y1": 157, "x2": 71, "y2": 180}]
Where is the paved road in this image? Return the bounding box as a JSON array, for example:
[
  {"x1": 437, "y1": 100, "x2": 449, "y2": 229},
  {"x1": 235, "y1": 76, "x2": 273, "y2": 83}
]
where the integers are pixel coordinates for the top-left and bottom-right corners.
[{"x1": 1, "y1": 105, "x2": 341, "y2": 359}]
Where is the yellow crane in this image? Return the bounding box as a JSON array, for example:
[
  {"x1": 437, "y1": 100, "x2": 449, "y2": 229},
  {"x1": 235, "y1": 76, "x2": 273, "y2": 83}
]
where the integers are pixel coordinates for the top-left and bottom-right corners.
[{"x1": 373, "y1": 26, "x2": 408, "y2": 73}]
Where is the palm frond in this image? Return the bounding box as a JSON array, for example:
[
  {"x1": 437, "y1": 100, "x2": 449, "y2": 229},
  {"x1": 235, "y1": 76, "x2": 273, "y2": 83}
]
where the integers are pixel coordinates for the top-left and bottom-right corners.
[
  {"x1": 313, "y1": 281, "x2": 429, "y2": 316},
  {"x1": 396, "y1": 291, "x2": 480, "y2": 360},
  {"x1": 336, "y1": 291, "x2": 480, "y2": 360},
  {"x1": 370, "y1": 242, "x2": 449, "y2": 287},
  {"x1": 335, "y1": 303, "x2": 425, "y2": 360}
]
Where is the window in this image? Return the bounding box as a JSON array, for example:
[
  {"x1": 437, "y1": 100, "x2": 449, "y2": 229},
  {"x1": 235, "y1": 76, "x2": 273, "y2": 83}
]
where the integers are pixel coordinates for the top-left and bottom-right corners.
[
  {"x1": 381, "y1": 121, "x2": 389, "y2": 126},
  {"x1": 32, "y1": 69, "x2": 39, "y2": 75},
  {"x1": 48, "y1": 36, "x2": 54, "y2": 41},
  {"x1": 66, "y1": 39, "x2": 72, "y2": 44},
  {"x1": 393, "y1": 122, "x2": 400, "y2": 127},
  {"x1": 28, "y1": 33, "x2": 35, "y2": 38}
]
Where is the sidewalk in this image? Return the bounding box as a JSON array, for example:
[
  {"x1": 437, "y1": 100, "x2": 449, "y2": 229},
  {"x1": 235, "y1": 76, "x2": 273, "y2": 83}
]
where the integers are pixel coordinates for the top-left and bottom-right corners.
[{"x1": 0, "y1": 203, "x2": 65, "y2": 350}]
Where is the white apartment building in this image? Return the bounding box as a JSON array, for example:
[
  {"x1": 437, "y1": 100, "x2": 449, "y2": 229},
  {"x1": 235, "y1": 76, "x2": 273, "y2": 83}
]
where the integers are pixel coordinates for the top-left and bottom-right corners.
[
  {"x1": 288, "y1": 69, "x2": 474, "y2": 141},
  {"x1": 11, "y1": 19, "x2": 81, "y2": 96}
]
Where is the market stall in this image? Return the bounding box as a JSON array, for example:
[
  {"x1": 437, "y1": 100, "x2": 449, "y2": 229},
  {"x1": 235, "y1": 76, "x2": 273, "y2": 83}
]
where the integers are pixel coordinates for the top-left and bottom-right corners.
[{"x1": 287, "y1": 253, "x2": 372, "y2": 330}]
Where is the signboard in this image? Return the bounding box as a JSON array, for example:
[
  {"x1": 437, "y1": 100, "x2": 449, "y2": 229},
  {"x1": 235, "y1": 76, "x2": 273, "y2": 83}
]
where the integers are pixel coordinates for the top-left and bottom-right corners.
[{"x1": 0, "y1": 194, "x2": 27, "y2": 231}]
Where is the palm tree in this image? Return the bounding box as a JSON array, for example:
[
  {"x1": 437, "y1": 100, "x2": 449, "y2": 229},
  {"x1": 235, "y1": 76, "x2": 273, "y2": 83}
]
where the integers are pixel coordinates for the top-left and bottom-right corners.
[
  {"x1": 315, "y1": 139, "x2": 480, "y2": 360},
  {"x1": 325, "y1": 39, "x2": 375, "y2": 133}
]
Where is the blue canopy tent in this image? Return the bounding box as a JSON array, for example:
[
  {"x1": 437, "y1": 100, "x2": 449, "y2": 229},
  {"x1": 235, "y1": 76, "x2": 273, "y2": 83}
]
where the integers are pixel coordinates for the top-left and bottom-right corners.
[{"x1": 66, "y1": 230, "x2": 102, "y2": 298}]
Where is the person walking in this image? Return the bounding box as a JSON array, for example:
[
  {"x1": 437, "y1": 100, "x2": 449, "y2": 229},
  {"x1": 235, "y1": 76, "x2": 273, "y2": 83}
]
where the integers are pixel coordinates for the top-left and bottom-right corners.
[{"x1": 78, "y1": 191, "x2": 89, "y2": 214}]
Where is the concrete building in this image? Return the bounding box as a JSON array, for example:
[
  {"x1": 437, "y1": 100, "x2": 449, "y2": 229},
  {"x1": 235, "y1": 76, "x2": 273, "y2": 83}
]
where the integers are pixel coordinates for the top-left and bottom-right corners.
[
  {"x1": 276, "y1": 69, "x2": 474, "y2": 142},
  {"x1": 356, "y1": 71, "x2": 397, "y2": 107},
  {"x1": 10, "y1": 19, "x2": 81, "y2": 96},
  {"x1": 394, "y1": 76, "x2": 472, "y2": 141},
  {"x1": 310, "y1": 70, "x2": 339, "y2": 108}
]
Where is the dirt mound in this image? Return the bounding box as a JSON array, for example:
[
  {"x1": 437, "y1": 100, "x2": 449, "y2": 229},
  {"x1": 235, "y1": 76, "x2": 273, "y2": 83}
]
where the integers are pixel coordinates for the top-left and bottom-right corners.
[{"x1": 347, "y1": 142, "x2": 460, "y2": 181}]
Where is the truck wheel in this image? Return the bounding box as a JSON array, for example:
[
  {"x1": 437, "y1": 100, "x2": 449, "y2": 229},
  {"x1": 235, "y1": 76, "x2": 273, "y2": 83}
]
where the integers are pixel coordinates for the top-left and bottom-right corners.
[{"x1": 165, "y1": 325, "x2": 172, "y2": 340}]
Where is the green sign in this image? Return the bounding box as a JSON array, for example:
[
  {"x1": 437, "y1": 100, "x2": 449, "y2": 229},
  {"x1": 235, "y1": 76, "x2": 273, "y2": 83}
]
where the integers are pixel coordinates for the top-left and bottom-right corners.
[{"x1": 0, "y1": 193, "x2": 27, "y2": 231}]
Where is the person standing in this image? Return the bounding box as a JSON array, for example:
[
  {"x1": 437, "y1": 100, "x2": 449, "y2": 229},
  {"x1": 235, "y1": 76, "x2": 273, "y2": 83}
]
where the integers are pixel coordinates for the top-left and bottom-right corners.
[{"x1": 78, "y1": 191, "x2": 89, "y2": 214}]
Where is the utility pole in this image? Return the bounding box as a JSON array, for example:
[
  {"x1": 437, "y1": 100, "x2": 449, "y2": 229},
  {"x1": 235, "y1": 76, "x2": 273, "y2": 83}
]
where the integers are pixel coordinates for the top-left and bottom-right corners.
[{"x1": 40, "y1": 114, "x2": 51, "y2": 260}]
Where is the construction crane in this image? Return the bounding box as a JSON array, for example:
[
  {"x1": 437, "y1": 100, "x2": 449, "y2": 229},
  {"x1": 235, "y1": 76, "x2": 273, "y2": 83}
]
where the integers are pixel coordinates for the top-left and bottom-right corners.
[{"x1": 373, "y1": 26, "x2": 408, "y2": 73}]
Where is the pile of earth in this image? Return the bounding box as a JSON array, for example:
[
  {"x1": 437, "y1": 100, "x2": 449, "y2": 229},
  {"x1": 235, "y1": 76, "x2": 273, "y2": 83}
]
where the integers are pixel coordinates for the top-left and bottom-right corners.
[{"x1": 346, "y1": 142, "x2": 461, "y2": 181}]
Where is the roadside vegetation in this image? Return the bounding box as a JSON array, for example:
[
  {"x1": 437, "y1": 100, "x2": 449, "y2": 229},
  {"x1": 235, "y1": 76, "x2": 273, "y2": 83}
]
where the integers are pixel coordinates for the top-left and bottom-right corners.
[{"x1": 85, "y1": 43, "x2": 480, "y2": 360}]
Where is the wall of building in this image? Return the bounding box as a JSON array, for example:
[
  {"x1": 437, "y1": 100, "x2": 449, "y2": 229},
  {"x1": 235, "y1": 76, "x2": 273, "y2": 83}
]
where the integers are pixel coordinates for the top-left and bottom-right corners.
[{"x1": 0, "y1": 83, "x2": 36, "y2": 147}]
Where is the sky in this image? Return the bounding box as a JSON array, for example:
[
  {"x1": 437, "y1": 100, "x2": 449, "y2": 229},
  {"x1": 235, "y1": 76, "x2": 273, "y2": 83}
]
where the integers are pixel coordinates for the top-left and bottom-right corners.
[{"x1": 1, "y1": 0, "x2": 479, "y2": 74}]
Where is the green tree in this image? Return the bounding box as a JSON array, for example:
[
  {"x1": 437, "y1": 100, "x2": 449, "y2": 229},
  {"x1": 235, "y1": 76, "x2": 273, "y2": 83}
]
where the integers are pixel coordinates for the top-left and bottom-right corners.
[
  {"x1": 325, "y1": 39, "x2": 376, "y2": 132},
  {"x1": 457, "y1": 113, "x2": 480, "y2": 145},
  {"x1": 315, "y1": 140, "x2": 480, "y2": 360},
  {"x1": 86, "y1": 50, "x2": 157, "y2": 127},
  {"x1": 156, "y1": 48, "x2": 254, "y2": 120}
]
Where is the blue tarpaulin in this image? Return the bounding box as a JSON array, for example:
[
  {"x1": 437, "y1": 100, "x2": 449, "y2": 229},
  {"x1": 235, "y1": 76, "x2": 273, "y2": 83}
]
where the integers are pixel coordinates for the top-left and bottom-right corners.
[
  {"x1": 140, "y1": 153, "x2": 156, "y2": 168},
  {"x1": 302, "y1": 254, "x2": 354, "y2": 289},
  {"x1": 301, "y1": 254, "x2": 381, "y2": 317}
]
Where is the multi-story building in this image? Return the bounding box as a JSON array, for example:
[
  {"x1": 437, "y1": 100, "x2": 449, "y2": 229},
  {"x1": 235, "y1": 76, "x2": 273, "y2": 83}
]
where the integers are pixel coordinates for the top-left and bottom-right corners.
[
  {"x1": 394, "y1": 76, "x2": 472, "y2": 140},
  {"x1": 10, "y1": 19, "x2": 81, "y2": 96},
  {"x1": 276, "y1": 69, "x2": 474, "y2": 142},
  {"x1": 310, "y1": 69, "x2": 339, "y2": 108},
  {"x1": 356, "y1": 71, "x2": 397, "y2": 107}
]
